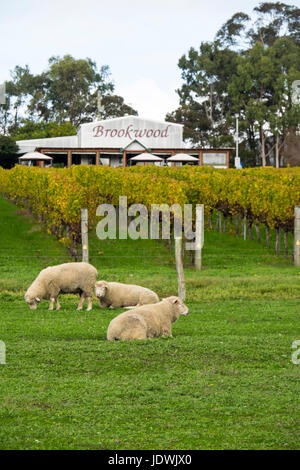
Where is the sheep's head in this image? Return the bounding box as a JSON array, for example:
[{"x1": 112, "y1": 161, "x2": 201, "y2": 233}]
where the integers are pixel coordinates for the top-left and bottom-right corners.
[
  {"x1": 166, "y1": 296, "x2": 189, "y2": 318},
  {"x1": 95, "y1": 280, "x2": 109, "y2": 298},
  {"x1": 24, "y1": 294, "x2": 41, "y2": 310}
]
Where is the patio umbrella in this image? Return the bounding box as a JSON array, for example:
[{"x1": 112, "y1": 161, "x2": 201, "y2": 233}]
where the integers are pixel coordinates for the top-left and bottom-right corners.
[
  {"x1": 167, "y1": 153, "x2": 199, "y2": 162},
  {"x1": 129, "y1": 153, "x2": 163, "y2": 162},
  {"x1": 19, "y1": 152, "x2": 53, "y2": 161}
]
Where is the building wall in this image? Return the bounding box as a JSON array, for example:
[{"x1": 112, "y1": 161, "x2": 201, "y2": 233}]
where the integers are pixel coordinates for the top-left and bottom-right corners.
[{"x1": 16, "y1": 135, "x2": 78, "y2": 154}]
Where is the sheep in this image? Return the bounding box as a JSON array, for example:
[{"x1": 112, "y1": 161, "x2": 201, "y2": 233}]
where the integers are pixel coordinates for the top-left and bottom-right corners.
[
  {"x1": 95, "y1": 280, "x2": 159, "y2": 309},
  {"x1": 25, "y1": 262, "x2": 98, "y2": 311},
  {"x1": 107, "y1": 296, "x2": 189, "y2": 340}
]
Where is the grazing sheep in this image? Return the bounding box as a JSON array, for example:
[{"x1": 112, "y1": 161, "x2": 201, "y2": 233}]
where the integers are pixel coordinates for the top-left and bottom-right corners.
[
  {"x1": 25, "y1": 262, "x2": 98, "y2": 311},
  {"x1": 107, "y1": 296, "x2": 189, "y2": 341},
  {"x1": 95, "y1": 280, "x2": 159, "y2": 309}
]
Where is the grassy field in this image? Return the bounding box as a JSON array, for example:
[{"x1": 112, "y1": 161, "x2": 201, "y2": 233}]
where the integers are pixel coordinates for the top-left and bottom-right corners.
[{"x1": 0, "y1": 195, "x2": 299, "y2": 450}]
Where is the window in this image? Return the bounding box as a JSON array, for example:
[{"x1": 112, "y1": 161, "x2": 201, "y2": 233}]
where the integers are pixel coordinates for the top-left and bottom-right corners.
[{"x1": 202, "y1": 153, "x2": 227, "y2": 167}]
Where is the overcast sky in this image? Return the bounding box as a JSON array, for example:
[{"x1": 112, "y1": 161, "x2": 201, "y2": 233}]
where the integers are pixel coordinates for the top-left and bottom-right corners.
[{"x1": 1, "y1": 0, "x2": 299, "y2": 121}]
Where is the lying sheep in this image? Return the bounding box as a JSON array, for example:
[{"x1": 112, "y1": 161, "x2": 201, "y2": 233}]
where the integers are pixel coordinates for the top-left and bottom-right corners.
[
  {"x1": 95, "y1": 280, "x2": 159, "y2": 309},
  {"x1": 107, "y1": 296, "x2": 189, "y2": 340},
  {"x1": 25, "y1": 262, "x2": 98, "y2": 311}
]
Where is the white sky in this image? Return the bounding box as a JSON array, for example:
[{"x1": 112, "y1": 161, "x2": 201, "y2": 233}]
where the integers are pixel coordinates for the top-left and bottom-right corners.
[{"x1": 0, "y1": 0, "x2": 299, "y2": 121}]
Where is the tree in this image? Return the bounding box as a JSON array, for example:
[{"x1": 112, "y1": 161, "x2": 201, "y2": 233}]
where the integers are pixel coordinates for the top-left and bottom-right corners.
[
  {"x1": 11, "y1": 120, "x2": 77, "y2": 141},
  {"x1": 0, "y1": 135, "x2": 19, "y2": 168},
  {"x1": 282, "y1": 132, "x2": 300, "y2": 166},
  {"x1": 228, "y1": 42, "x2": 275, "y2": 166},
  {"x1": 166, "y1": 2, "x2": 300, "y2": 167},
  {"x1": 0, "y1": 55, "x2": 138, "y2": 134},
  {"x1": 100, "y1": 95, "x2": 138, "y2": 119},
  {"x1": 228, "y1": 38, "x2": 300, "y2": 166},
  {"x1": 216, "y1": 2, "x2": 300, "y2": 48},
  {"x1": 166, "y1": 102, "x2": 211, "y2": 145},
  {"x1": 28, "y1": 55, "x2": 114, "y2": 126},
  {"x1": 0, "y1": 65, "x2": 34, "y2": 135},
  {"x1": 167, "y1": 41, "x2": 238, "y2": 147}
]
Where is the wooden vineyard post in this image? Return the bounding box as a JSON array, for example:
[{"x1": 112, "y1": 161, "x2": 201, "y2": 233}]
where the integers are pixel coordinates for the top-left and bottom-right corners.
[
  {"x1": 0, "y1": 340, "x2": 6, "y2": 365},
  {"x1": 195, "y1": 204, "x2": 204, "y2": 270},
  {"x1": 294, "y1": 206, "x2": 300, "y2": 266},
  {"x1": 175, "y1": 236, "x2": 186, "y2": 301},
  {"x1": 81, "y1": 208, "x2": 89, "y2": 263}
]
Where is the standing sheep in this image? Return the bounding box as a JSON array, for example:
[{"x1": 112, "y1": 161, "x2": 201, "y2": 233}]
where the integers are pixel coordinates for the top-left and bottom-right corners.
[
  {"x1": 95, "y1": 281, "x2": 159, "y2": 308},
  {"x1": 107, "y1": 296, "x2": 189, "y2": 341},
  {"x1": 25, "y1": 262, "x2": 98, "y2": 311}
]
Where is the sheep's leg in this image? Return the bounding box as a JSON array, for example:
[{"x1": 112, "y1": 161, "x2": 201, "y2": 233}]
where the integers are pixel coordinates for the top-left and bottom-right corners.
[
  {"x1": 77, "y1": 293, "x2": 86, "y2": 310},
  {"x1": 124, "y1": 304, "x2": 141, "y2": 309},
  {"x1": 162, "y1": 330, "x2": 173, "y2": 338},
  {"x1": 48, "y1": 281, "x2": 60, "y2": 310},
  {"x1": 86, "y1": 296, "x2": 93, "y2": 311},
  {"x1": 56, "y1": 297, "x2": 61, "y2": 310},
  {"x1": 161, "y1": 323, "x2": 173, "y2": 337}
]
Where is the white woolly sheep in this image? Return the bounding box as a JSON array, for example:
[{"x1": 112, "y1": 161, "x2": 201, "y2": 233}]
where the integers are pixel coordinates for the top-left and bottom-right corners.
[
  {"x1": 25, "y1": 262, "x2": 98, "y2": 311},
  {"x1": 107, "y1": 296, "x2": 189, "y2": 340},
  {"x1": 95, "y1": 280, "x2": 159, "y2": 309}
]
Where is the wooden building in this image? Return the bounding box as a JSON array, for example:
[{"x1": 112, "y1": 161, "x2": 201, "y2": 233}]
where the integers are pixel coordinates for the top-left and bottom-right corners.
[{"x1": 16, "y1": 116, "x2": 232, "y2": 168}]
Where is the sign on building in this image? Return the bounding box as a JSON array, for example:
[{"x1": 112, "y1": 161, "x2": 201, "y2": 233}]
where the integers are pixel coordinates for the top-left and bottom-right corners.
[{"x1": 78, "y1": 116, "x2": 183, "y2": 149}]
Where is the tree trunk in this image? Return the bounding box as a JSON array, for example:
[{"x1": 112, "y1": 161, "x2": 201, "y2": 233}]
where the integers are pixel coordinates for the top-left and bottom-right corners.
[
  {"x1": 190, "y1": 248, "x2": 195, "y2": 266},
  {"x1": 261, "y1": 127, "x2": 266, "y2": 167},
  {"x1": 208, "y1": 211, "x2": 213, "y2": 229},
  {"x1": 275, "y1": 228, "x2": 281, "y2": 256},
  {"x1": 255, "y1": 223, "x2": 261, "y2": 243},
  {"x1": 235, "y1": 216, "x2": 239, "y2": 237},
  {"x1": 248, "y1": 222, "x2": 253, "y2": 240},
  {"x1": 275, "y1": 134, "x2": 280, "y2": 169},
  {"x1": 217, "y1": 211, "x2": 222, "y2": 232},
  {"x1": 265, "y1": 225, "x2": 270, "y2": 248},
  {"x1": 284, "y1": 231, "x2": 288, "y2": 258}
]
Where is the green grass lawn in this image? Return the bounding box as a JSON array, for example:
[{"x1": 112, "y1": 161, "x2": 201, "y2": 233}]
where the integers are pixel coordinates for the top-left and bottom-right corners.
[{"x1": 0, "y1": 195, "x2": 299, "y2": 450}]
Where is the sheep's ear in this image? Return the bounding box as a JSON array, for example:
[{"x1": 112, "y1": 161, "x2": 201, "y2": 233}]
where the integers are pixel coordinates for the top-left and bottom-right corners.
[{"x1": 35, "y1": 297, "x2": 41, "y2": 303}]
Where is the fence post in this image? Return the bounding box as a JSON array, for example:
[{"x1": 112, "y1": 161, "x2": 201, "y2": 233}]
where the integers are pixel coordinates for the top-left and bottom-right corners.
[
  {"x1": 294, "y1": 206, "x2": 300, "y2": 266},
  {"x1": 195, "y1": 204, "x2": 204, "y2": 270},
  {"x1": 81, "y1": 208, "x2": 89, "y2": 263},
  {"x1": 0, "y1": 340, "x2": 6, "y2": 365},
  {"x1": 175, "y1": 237, "x2": 186, "y2": 301}
]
